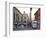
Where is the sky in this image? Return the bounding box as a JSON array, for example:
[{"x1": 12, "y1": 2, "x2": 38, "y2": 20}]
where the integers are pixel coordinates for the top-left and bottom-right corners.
[{"x1": 17, "y1": 7, "x2": 39, "y2": 20}]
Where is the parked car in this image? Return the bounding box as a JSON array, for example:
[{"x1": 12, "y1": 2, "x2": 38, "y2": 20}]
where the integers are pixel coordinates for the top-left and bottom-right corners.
[
  {"x1": 17, "y1": 23, "x2": 27, "y2": 28},
  {"x1": 32, "y1": 21, "x2": 38, "y2": 29}
]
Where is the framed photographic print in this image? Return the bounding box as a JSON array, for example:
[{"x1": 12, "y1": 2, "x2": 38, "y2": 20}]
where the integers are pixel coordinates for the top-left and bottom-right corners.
[
  {"x1": 5, "y1": 1, "x2": 44, "y2": 37},
  {"x1": 13, "y1": 7, "x2": 40, "y2": 31}
]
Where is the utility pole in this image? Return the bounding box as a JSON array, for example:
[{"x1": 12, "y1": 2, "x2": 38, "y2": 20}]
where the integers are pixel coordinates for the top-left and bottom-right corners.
[{"x1": 30, "y1": 8, "x2": 32, "y2": 22}]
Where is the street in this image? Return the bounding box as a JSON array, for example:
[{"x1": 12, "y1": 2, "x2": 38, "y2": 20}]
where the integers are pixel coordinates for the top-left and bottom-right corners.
[{"x1": 13, "y1": 21, "x2": 40, "y2": 30}]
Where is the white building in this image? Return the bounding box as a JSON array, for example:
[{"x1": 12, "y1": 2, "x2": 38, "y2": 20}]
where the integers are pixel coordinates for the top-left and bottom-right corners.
[
  {"x1": 23, "y1": 11, "x2": 29, "y2": 23},
  {"x1": 13, "y1": 7, "x2": 23, "y2": 23}
]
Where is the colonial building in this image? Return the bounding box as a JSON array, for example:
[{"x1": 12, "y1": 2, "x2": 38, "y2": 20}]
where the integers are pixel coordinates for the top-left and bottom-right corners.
[
  {"x1": 34, "y1": 8, "x2": 40, "y2": 29},
  {"x1": 34, "y1": 8, "x2": 40, "y2": 21},
  {"x1": 23, "y1": 11, "x2": 28, "y2": 23},
  {"x1": 13, "y1": 7, "x2": 23, "y2": 23}
]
